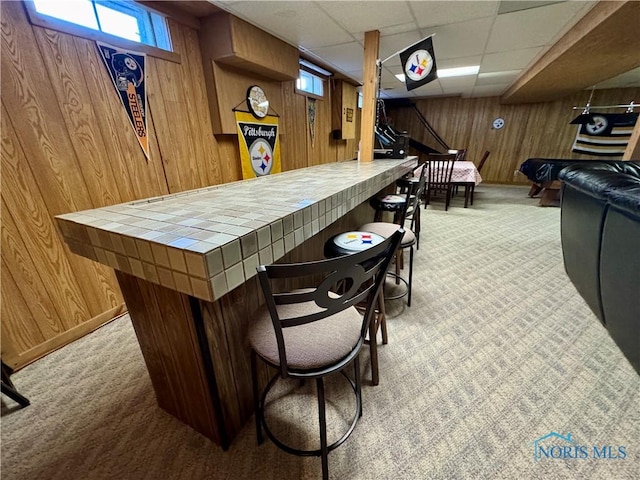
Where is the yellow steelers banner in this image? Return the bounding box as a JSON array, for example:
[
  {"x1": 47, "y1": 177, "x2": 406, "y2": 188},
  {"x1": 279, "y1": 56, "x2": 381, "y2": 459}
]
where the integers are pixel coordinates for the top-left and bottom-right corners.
[{"x1": 235, "y1": 112, "x2": 281, "y2": 179}]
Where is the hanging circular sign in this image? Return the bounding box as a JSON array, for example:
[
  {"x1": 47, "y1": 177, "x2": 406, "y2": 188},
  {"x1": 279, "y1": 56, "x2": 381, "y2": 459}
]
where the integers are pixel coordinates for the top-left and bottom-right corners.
[
  {"x1": 404, "y1": 49, "x2": 434, "y2": 82},
  {"x1": 246, "y1": 85, "x2": 269, "y2": 119},
  {"x1": 492, "y1": 117, "x2": 505, "y2": 129}
]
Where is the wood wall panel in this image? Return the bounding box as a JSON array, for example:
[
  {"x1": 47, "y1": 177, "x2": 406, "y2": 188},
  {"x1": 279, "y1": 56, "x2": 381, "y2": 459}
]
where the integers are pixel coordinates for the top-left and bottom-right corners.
[
  {"x1": 34, "y1": 27, "x2": 124, "y2": 207},
  {"x1": 1, "y1": 261, "x2": 46, "y2": 351},
  {"x1": 1, "y1": 210, "x2": 62, "y2": 340},
  {"x1": 280, "y1": 80, "x2": 309, "y2": 171},
  {"x1": 389, "y1": 87, "x2": 640, "y2": 184}
]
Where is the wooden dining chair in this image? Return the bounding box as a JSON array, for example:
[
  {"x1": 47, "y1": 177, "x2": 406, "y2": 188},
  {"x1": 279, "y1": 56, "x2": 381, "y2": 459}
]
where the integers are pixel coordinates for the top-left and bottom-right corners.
[{"x1": 423, "y1": 153, "x2": 457, "y2": 211}]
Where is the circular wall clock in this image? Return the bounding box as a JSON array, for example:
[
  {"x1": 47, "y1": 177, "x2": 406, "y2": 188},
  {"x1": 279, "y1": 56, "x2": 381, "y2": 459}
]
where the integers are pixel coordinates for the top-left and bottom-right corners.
[
  {"x1": 492, "y1": 117, "x2": 505, "y2": 129},
  {"x1": 246, "y1": 85, "x2": 269, "y2": 119}
]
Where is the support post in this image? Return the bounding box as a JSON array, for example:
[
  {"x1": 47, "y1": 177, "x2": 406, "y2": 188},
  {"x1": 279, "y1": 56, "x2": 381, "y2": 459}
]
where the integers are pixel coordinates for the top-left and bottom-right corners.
[{"x1": 359, "y1": 30, "x2": 380, "y2": 163}]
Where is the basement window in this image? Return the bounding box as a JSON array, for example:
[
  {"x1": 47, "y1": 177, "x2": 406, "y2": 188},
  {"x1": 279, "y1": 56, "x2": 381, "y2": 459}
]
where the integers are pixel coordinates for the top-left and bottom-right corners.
[
  {"x1": 296, "y1": 59, "x2": 332, "y2": 98},
  {"x1": 28, "y1": 0, "x2": 174, "y2": 57},
  {"x1": 296, "y1": 70, "x2": 325, "y2": 98}
]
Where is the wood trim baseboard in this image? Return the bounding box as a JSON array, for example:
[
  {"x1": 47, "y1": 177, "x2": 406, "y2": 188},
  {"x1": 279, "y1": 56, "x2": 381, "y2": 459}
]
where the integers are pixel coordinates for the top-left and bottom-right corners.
[{"x1": 4, "y1": 304, "x2": 128, "y2": 371}]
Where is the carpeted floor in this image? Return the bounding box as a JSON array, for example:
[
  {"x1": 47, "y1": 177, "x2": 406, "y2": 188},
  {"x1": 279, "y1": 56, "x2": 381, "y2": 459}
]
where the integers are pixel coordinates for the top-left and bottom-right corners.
[{"x1": 2, "y1": 185, "x2": 639, "y2": 479}]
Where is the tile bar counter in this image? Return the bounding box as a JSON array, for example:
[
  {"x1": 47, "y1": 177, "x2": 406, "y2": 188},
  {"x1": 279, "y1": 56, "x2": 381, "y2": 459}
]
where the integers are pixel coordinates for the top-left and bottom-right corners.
[{"x1": 56, "y1": 157, "x2": 416, "y2": 448}]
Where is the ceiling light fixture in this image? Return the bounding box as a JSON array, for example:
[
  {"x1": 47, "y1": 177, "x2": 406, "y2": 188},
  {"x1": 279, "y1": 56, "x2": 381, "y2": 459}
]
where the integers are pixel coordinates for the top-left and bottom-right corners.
[
  {"x1": 437, "y1": 65, "x2": 480, "y2": 78},
  {"x1": 395, "y1": 65, "x2": 480, "y2": 83}
]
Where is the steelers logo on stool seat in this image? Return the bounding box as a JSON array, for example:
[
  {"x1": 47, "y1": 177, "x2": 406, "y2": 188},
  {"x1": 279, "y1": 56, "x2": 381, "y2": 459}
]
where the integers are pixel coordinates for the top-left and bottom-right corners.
[{"x1": 333, "y1": 231, "x2": 385, "y2": 252}]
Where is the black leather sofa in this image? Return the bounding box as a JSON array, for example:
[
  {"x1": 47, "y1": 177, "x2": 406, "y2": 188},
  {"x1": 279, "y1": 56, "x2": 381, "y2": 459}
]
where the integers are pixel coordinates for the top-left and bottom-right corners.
[{"x1": 558, "y1": 161, "x2": 640, "y2": 374}]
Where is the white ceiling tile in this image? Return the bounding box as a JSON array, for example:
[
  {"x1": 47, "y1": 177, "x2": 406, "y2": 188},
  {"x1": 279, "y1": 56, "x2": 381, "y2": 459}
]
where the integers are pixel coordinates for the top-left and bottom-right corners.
[
  {"x1": 480, "y1": 47, "x2": 542, "y2": 72},
  {"x1": 309, "y1": 42, "x2": 366, "y2": 73},
  {"x1": 380, "y1": 89, "x2": 417, "y2": 99},
  {"x1": 440, "y1": 76, "x2": 478, "y2": 95},
  {"x1": 485, "y1": 1, "x2": 592, "y2": 53},
  {"x1": 437, "y1": 55, "x2": 483, "y2": 70},
  {"x1": 410, "y1": 1, "x2": 499, "y2": 28},
  {"x1": 408, "y1": 78, "x2": 445, "y2": 96},
  {"x1": 428, "y1": 17, "x2": 494, "y2": 59},
  {"x1": 378, "y1": 31, "x2": 424, "y2": 63},
  {"x1": 317, "y1": 1, "x2": 414, "y2": 33},
  {"x1": 221, "y1": 1, "x2": 353, "y2": 49},
  {"x1": 379, "y1": 22, "x2": 420, "y2": 38}
]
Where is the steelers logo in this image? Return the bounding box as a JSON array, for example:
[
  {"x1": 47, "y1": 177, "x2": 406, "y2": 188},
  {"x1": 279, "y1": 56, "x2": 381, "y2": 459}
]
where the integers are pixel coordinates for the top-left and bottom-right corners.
[
  {"x1": 249, "y1": 139, "x2": 273, "y2": 176},
  {"x1": 124, "y1": 57, "x2": 138, "y2": 71},
  {"x1": 404, "y1": 49, "x2": 434, "y2": 82},
  {"x1": 586, "y1": 115, "x2": 608, "y2": 135}
]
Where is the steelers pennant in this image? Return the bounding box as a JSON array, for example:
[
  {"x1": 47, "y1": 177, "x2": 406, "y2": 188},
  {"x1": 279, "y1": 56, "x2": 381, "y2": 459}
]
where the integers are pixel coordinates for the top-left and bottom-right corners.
[{"x1": 399, "y1": 36, "x2": 437, "y2": 91}]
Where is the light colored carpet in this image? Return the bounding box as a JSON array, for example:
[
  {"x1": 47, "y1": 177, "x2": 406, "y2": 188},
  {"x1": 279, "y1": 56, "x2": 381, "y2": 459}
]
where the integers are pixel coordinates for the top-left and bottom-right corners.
[{"x1": 2, "y1": 185, "x2": 639, "y2": 479}]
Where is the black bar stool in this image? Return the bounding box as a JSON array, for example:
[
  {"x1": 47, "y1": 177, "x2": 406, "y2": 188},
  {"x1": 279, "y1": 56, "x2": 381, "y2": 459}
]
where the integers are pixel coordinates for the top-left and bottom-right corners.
[{"x1": 324, "y1": 231, "x2": 388, "y2": 386}]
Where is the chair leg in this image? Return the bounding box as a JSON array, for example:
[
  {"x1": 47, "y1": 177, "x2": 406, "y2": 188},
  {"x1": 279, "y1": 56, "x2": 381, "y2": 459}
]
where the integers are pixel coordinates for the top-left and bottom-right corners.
[
  {"x1": 1, "y1": 361, "x2": 29, "y2": 407},
  {"x1": 354, "y1": 355, "x2": 362, "y2": 418},
  {"x1": 316, "y1": 378, "x2": 329, "y2": 480},
  {"x1": 470, "y1": 184, "x2": 475, "y2": 205},
  {"x1": 378, "y1": 293, "x2": 388, "y2": 345},
  {"x1": 250, "y1": 350, "x2": 263, "y2": 445},
  {"x1": 408, "y1": 246, "x2": 414, "y2": 307},
  {"x1": 414, "y1": 207, "x2": 420, "y2": 250},
  {"x1": 369, "y1": 314, "x2": 379, "y2": 386},
  {"x1": 1, "y1": 382, "x2": 30, "y2": 407}
]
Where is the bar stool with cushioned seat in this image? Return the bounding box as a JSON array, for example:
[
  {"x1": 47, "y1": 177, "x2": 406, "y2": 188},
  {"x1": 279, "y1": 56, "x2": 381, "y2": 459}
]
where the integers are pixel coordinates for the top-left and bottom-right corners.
[
  {"x1": 249, "y1": 229, "x2": 403, "y2": 480},
  {"x1": 359, "y1": 165, "x2": 426, "y2": 307},
  {"x1": 324, "y1": 230, "x2": 388, "y2": 386},
  {"x1": 396, "y1": 163, "x2": 427, "y2": 249}
]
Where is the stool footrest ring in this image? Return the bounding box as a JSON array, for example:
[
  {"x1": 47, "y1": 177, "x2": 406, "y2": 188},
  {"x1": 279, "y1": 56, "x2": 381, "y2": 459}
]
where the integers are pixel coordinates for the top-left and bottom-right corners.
[{"x1": 259, "y1": 369, "x2": 361, "y2": 458}]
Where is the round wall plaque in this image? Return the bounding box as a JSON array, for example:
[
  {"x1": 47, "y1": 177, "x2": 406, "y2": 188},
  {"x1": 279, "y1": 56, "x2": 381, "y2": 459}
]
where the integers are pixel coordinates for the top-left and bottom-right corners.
[
  {"x1": 246, "y1": 85, "x2": 269, "y2": 119},
  {"x1": 492, "y1": 117, "x2": 505, "y2": 129}
]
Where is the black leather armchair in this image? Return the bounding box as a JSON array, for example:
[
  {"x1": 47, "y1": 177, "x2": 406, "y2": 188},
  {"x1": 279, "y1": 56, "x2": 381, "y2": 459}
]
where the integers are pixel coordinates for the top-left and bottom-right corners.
[{"x1": 559, "y1": 161, "x2": 640, "y2": 374}]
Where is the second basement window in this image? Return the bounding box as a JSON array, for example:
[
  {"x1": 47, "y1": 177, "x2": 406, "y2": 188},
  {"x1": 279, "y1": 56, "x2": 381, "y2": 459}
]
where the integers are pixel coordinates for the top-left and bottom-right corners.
[{"x1": 296, "y1": 70, "x2": 324, "y2": 98}]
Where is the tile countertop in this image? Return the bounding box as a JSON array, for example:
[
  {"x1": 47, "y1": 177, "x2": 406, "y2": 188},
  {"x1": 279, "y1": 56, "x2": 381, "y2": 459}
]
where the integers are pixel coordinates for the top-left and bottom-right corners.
[{"x1": 56, "y1": 157, "x2": 417, "y2": 302}]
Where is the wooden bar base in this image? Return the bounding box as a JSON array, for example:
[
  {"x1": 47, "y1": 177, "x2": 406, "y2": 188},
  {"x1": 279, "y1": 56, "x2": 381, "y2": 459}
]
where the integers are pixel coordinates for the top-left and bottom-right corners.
[{"x1": 116, "y1": 202, "x2": 377, "y2": 446}]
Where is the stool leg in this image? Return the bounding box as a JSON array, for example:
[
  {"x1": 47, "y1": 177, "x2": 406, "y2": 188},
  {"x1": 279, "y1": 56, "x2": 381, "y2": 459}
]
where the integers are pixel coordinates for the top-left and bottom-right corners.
[
  {"x1": 378, "y1": 293, "x2": 388, "y2": 345},
  {"x1": 408, "y1": 246, "x2": 414, "y2": 307},
  {"x1": 1, "y1": 382, "x2": 30, "y2": 407},
  {"x1": 369, "y1": 315, "x2": 379, "y2": 386},
  {"x1": 354, "y1": 355, "x2": 362, "y2": 418},
  {"x1": 316, "y1": 378, "x2": 329, "y2": 480},
  {"x1": 250, "y1": 350, "x2": 263, "y2": 445},
  {"x1": 414, "y1": 207, "x2": 421, "y2": 250}
]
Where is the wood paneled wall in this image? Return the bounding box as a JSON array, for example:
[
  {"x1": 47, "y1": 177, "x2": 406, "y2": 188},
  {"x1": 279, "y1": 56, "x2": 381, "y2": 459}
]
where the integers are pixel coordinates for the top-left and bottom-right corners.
[
  {"x1": 1, "y1": 1, "x2": 357, "y2": 369},
  {"x1": 388, "y1": 87, "x2": 640, "y2": 184}
]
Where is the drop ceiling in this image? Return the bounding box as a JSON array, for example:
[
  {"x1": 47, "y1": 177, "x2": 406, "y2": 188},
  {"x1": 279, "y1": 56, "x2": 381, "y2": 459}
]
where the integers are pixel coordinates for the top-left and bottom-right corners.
[{"x1": 209, "y1": 0, "x2": 640, "y2": 101}]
